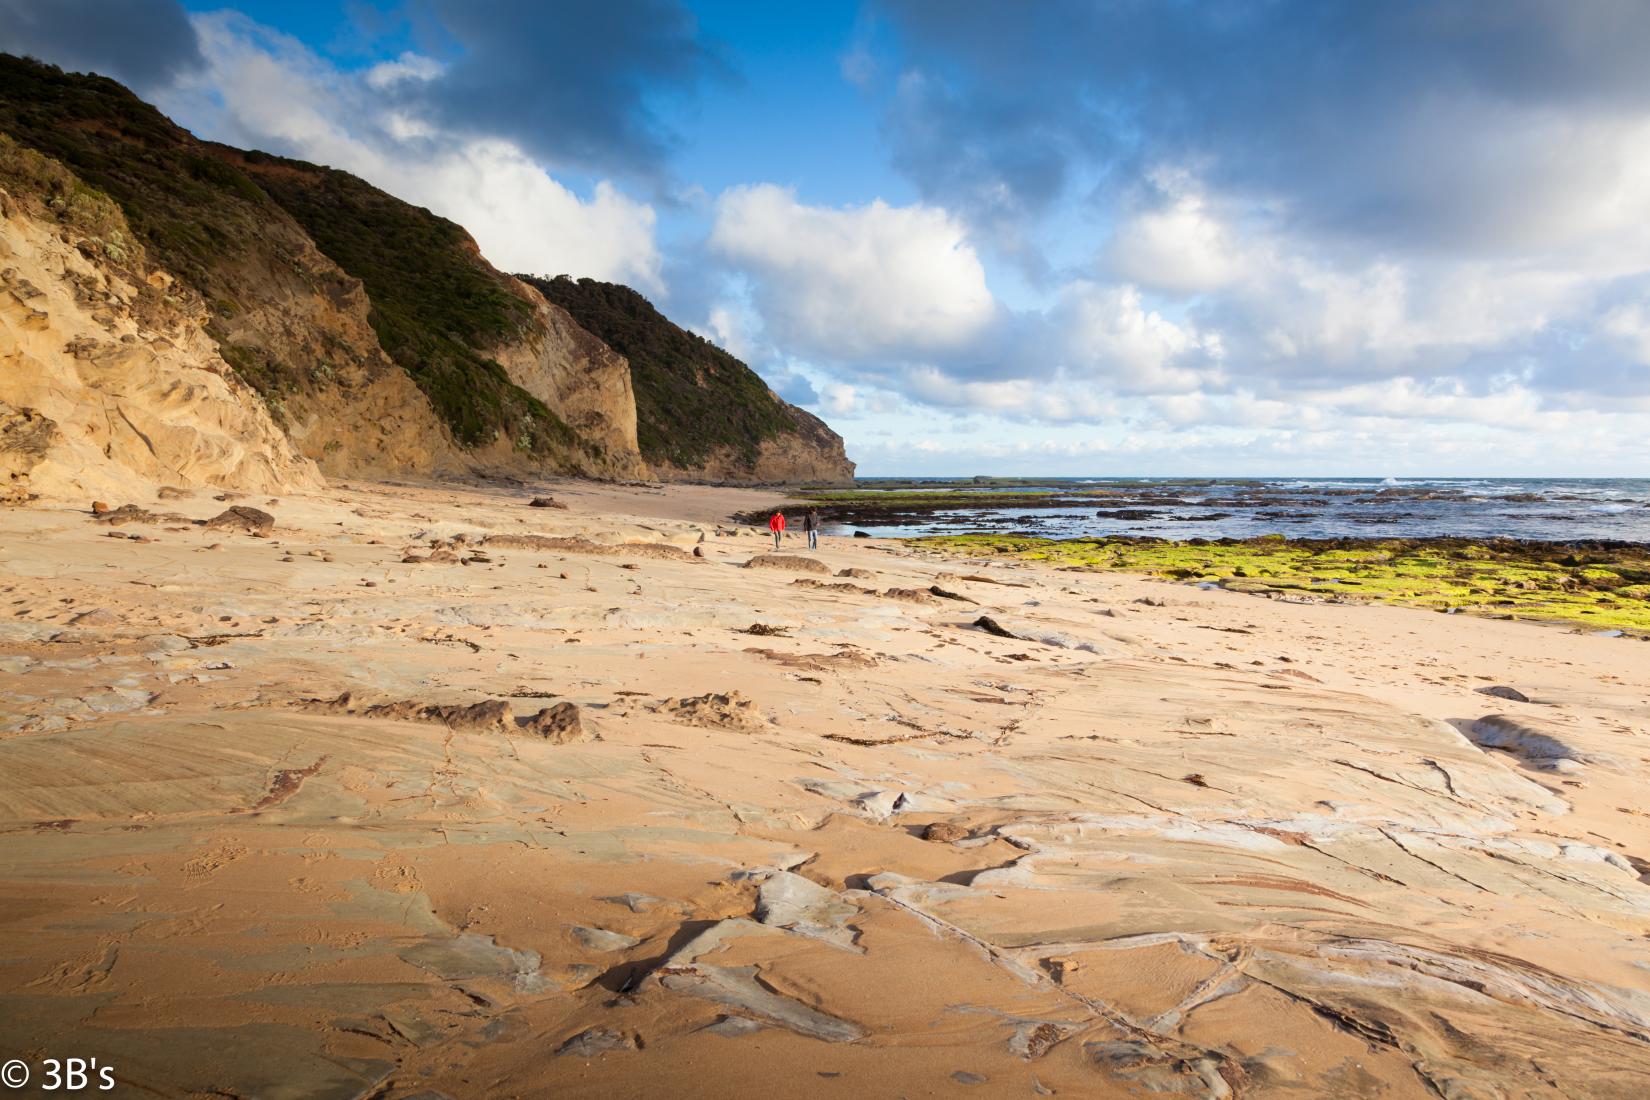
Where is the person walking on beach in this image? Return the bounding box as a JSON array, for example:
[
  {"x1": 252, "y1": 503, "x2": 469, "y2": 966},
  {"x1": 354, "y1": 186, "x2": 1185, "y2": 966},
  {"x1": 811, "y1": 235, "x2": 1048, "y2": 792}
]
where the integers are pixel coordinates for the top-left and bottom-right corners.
[
  {"x1": 803, "y1": 507, "x2": 820, "y2": 550},
  {"x1": 768, "y1": 510, "x2": 786, "y2": 549}
]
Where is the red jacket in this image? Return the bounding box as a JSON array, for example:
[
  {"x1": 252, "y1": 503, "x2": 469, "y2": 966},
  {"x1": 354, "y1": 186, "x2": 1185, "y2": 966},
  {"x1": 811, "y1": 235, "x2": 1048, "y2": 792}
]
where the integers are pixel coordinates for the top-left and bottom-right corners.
[{"x1": 768, "y1": 513, "x2": 786, "y2": 532}]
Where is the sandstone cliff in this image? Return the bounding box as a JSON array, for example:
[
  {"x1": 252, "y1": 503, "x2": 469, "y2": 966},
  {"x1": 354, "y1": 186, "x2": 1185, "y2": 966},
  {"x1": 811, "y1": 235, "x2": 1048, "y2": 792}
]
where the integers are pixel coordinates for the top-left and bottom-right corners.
[
  {"x1": 0, "y1": 138, "x2": 318, "y2": 501},
  {"x1": 0, "y1": 55, "x2": 854, "y2": 492},
  {"x1": 492, "y1": 278, "x2": 647, "y2": 477},
  {"x1": 229, "y1": 149, "x2": 645, "y2": 479},
  {"x1": 524, "y1": 275, "x2": 855, "y2": 485},
  {"x1": 0, "y1": 57, "x2": 461, "y2": 481}
]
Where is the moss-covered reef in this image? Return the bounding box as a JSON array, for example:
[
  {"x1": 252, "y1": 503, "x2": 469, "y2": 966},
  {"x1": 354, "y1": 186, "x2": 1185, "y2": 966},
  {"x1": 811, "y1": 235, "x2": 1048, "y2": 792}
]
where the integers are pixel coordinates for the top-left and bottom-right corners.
[
  {"x1": 523, "y1": 275, "x2": 802, "y2": 470},
  {"x1": 918, "y1": 534, "x2": 1650, "y2": 634}
]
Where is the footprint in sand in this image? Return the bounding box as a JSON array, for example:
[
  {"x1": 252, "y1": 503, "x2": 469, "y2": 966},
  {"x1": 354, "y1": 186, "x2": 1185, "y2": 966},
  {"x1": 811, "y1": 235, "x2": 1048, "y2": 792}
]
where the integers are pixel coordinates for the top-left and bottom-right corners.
[
  {"x1": 370, "y1": 859, "x2": 425, "y2": 895},
  {"x1": 181, "y1": 841, "x2": 249, "y2": 880}
]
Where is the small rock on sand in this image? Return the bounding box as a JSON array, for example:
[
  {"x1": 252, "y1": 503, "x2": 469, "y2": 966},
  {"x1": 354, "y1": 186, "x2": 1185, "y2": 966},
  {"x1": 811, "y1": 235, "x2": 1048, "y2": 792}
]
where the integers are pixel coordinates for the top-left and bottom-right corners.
[
  {"x1": 744, "y1": 554, "x2": 832, "y2": 575},
  {"x1": 973, "y1": 615, "x2": 1018, "y2": 638},
  {"x1": 94, "y1": 504, "x2": 163, "y2": 525},
  {"x1": 556, "y1": 1027, "x2": 638, "y2": 1057},
  {"x1": 882, "y1": 587, "x2": 941, "y2": 604},
  {"x1": 661, "y1": 691, "x2": 766, "y2": 731},
  {"x1": 1476, "y1": 685, "x2": 1531, "y2": 703},
  {"x1": 204, "y1": 506, "x2": 275, "y2": 537},
  {"x1": 570, "y1": 925, "x2": 641, "y2": 951},
  {"x1": 602, "y1": 892, "x2": 662, "y2": 913},
  {"x1": 520, "y1": 701, "x2": 586, "y2": 743},
  {"x1": 921, "y1": 822, "x2": 970, "y2": 843},
  {"x1": 528, "y1": 497, "x2": 567, "y2": 509}
]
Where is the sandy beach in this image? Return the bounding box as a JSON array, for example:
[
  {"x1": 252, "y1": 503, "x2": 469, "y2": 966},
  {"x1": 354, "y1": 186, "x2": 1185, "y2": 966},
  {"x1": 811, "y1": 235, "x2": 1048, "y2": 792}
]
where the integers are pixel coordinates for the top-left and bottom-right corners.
[{"x1": 1, "y1": 478, "x2": 1648, "y2": 1098}]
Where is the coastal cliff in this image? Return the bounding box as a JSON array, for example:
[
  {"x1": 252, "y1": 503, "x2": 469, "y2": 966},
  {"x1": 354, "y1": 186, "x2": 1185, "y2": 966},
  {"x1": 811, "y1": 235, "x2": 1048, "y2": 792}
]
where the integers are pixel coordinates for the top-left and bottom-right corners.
[
  {"x1": 525, "y1": 275, "x2": 855, "y2": 485},
  {"x1": 0, "y1": 133, "x2": 319, "y2": 500},
  {"x1": 0, "y1": 54, "x2": 853, "y2": 496}
]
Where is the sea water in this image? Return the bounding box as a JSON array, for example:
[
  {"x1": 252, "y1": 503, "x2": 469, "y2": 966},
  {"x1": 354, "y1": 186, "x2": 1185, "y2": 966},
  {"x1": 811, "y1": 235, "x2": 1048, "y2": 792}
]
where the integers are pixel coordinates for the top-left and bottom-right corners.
[{"x1": 838, "y1": 477, "x2": 1650, "y2": 542}]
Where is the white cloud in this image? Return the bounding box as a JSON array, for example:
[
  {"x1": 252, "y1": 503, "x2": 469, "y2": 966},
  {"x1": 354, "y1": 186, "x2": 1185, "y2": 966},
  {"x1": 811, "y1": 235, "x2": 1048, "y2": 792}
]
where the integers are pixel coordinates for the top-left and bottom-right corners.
[
  {"x1": 1105, "y1": 189, "x2": 1239, "y2": 294},
  {"x1": 364, "y1": 51, "x2": 444, "y2": 89},
  {"x1": 163, "y1": 12, "x2": 662, "y2": 292},
  {"x1": 708, "y1": 184, "x2": 997, "y2": 361},
  {"x1": 1601, "y1": 299, "x2": 1650, "y2": 367},
  {"x1": 819, "y1": 383, "x2": 858, "y2": 415},
  {"x1": 1051, "y1": 282, "x2": 1221, "y2": 393}
]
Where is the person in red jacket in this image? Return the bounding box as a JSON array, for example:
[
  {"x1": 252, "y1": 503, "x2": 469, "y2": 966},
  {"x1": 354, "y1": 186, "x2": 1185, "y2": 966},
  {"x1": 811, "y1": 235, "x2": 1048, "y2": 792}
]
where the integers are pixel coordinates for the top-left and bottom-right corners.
[{"x1": 768, "y1": 510, "x2": 786, "y2": 549}]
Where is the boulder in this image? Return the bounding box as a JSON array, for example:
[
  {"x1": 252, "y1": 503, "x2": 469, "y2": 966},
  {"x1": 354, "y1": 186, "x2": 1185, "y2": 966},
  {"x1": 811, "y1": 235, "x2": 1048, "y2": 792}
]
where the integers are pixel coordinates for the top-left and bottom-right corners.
[
  {"x1": 204, "y1": 505, "x2": 275, "y2": 536},
  {"x1": 521, "y1": 701, "x2": 586, "y2": 744}
]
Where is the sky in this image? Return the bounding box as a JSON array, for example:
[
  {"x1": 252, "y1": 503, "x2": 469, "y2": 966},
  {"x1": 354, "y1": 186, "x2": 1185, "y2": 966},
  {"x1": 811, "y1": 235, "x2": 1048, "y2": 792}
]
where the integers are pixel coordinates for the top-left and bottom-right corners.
[{"x1": 4, "y1": 1, "x2": 1650, "y2": 476}]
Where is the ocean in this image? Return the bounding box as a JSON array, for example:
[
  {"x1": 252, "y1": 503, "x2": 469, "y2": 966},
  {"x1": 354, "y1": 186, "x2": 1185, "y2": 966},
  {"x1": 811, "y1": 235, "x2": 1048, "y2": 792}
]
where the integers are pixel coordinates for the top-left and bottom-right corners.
[{"x1": 834, "y1": 477, "x2": 1650, "y2": 543}]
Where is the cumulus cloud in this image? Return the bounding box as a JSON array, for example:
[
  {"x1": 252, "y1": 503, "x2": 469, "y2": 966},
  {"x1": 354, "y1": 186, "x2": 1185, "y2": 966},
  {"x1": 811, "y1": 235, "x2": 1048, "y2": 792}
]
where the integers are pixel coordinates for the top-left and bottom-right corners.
[
  {"x1": 161, "y1": 12, "x2": 662, "y2": 291},
  {"x1": 1050, "y1": 282, "x2": 1221, "y2": 394},
  {"x1": 1103, "y1": 179, "x2": 1240, "y2": 295},
  {"x1": 709, "y1": 184, "x2": 997, "y2": 361},
  {"x1": 873, "y1": 0, "x2": 1650, "y2": 252},
  {"x1": 848, "y1": 0, "x2": 1650, "y2": 447}
]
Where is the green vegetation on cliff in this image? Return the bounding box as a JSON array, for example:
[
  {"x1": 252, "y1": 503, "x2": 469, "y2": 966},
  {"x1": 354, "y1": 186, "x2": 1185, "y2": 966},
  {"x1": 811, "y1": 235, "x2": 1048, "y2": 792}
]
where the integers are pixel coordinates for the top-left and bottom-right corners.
[
  {"x1": 524, "y1": 274, "x2": 795, "y2": 469},
  {"x1": 918, "y1": 534, "x2": 1650, "y2": 634},
  {"x1": 233, "y1": 153, "x2": 575, "y2": 453},
  {"x1": 0, "y1": 54, "x2": 852, "y2": 480},
  {"x1": 0, "y1": 56, "x2": 279, "y2": 306},
  {"x1": 0, "y1": 55, "x2": 572, "y2": 458}
]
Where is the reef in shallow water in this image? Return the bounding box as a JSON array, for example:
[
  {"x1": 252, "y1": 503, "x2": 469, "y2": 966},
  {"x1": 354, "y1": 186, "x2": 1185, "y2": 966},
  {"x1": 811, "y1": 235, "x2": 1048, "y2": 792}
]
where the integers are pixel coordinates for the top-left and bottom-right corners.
[{"x1": 916, "y1": 534, "x2": 1650, "y2": 634}]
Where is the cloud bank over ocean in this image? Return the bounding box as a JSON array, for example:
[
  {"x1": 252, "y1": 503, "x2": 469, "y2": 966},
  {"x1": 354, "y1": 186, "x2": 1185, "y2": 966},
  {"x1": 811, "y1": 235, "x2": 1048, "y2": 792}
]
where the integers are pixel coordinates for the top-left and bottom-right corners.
[{"x1": 4, "y1": 0, "x2": 1649, "y2": 473}]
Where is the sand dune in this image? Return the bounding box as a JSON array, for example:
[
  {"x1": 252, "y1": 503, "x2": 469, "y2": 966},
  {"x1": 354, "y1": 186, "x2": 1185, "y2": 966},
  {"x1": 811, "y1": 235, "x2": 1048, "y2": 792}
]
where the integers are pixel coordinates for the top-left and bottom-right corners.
[{"x1": 1, "y1": 479, "x2": 1647, "y2": 1098}]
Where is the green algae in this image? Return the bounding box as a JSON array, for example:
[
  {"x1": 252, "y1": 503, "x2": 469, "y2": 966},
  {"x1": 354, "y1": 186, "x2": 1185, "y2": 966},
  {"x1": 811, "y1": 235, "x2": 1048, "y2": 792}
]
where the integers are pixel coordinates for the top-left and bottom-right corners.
[{"x1": 915, "y1": 534, "x2": 1650, "y2": 635}]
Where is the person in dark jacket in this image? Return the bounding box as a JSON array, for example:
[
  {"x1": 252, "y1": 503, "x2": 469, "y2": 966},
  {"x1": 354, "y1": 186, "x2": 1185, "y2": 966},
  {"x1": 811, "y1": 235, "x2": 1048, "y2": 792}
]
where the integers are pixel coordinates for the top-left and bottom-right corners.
[{"x1": 802, "y1": 508, "x2": 821, "y2": 550}]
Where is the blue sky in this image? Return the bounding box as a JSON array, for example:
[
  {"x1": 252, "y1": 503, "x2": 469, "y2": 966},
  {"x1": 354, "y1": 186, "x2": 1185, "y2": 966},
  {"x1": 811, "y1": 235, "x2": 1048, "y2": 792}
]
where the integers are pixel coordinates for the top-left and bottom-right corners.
[{"x1": 7, "y1": 1, "x2": 1650, "y2": 476}]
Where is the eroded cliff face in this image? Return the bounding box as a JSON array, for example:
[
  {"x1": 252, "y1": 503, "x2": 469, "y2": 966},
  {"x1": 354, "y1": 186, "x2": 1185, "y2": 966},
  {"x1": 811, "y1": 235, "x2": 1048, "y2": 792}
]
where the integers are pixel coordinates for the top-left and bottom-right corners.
[
  {"x1": 177, "y1": 159, "x2": 464, "y2": 480},
  {"x1": 0, "y1": 185, "x2": 320, "y2": 501},
  {"x1": 488, "y1": 279, "x2": 648, "y2": 479},
  {"x1": 202, "y1": 231, "x2": 464, "y2": 480},
  {"x1": 0, "y1": 56, "x2": 855, "y2": 494},
  {"x1": 522, "y1": 275, "x2": 856, "y2": 486},
  {"x1": 650, "y1": 405, "x2": 855, "y2": 485}
]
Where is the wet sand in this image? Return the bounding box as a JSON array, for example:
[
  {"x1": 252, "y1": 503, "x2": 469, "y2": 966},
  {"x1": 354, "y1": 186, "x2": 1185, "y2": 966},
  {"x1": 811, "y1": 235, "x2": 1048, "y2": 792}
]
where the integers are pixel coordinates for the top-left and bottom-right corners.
[{"x1": 1, "y1": 478, "x2": 1647, "y2": 1098}]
